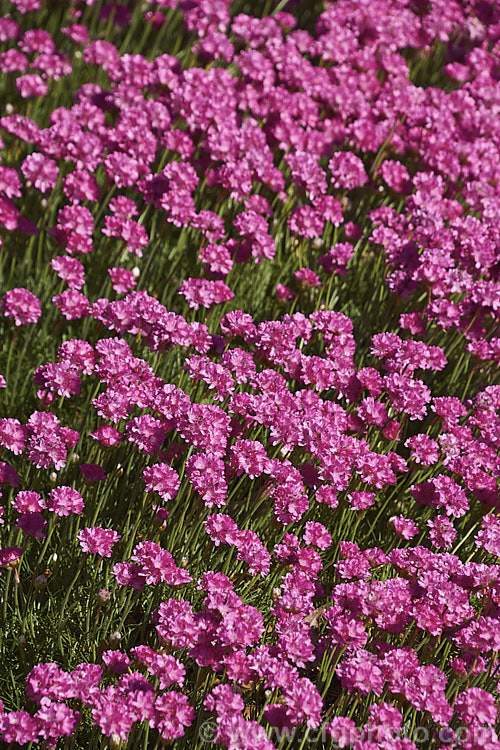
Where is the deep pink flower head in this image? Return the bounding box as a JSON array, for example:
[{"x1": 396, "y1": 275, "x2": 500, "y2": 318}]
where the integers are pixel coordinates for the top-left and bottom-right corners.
[
  {"x1": 0, "y1": 418, "x2": 27, "y2": 455},
  {"x1": 52, "y1": 290, "x2": 90, "y2": 320},
  {"x1": 0, "y1": 19, "x2": 19, "y2": 42},
  {"x1": 475, "y1": 515, "x2": 500, "y2": 557},
  {"x1": 329, "y1": 152, "x2": 369, "y2": 190},
  {"x1": 390, "y1": 515, "x2": 419, "y2": 540},
  {"x1": 16, "y1": 74, "x2": 48, "y2": 98},
  {"x1": 2, "y1": 288, "x2": 41, "y2": 326},
  {"x1": 77, "y1": 527, "x2": 120, "y2": 557},
  {"x1": 109, "y1": 267, "x2": 137, "y2": 295},
  {"x1": 61, "y1": 23, "x2": 89, "y2": 44},
  {"x1": 0, "y1": 462, "x2": 19, "y2": 487},
  {"x1": 0, "y1": 165, "x2": 23, "y2": 197},
  {"x1": 179, "y1": 278, "x2": 234, "y2": 310},
  {"x1": 21, "y1": 153, "x2": 58, "y2": 193},
  {"x1": 0, "y1": 546, "x2": 22, "y2": 568},
  {"x1": 50, "y1": 256, "x2": 85, "y2": 290},
  {"x1": 304, "y1": 522, "x2": 332, "y2": 550},
  {"x1": 12, "y1": 490, "x2": 45, "y2": 513},
  {"x1": 47, "y1": 486, "x2": 84, "y2": 517},
  {"x1": 90, "y1": 425, "x2": 123, "y2": 448},
  {"x1": 0, "y1": 710, "x2": 39, "y2": 744},
  {"x1": 295, "y1": 267, "x2": 320, "y2": 288},
  {"x1": 276, "y1": 283, "x2": 294, "y2": 301},
  {"x1": 454, "y1": 688, "x2": 497, "y2": 727},
  {"x1": 17, "y1": 512, "x2": 47, "y2": 539},
  {"x1": 79, "y1": 463, "x2": 107, "y2": 483},
  {"x1": 20, "y1": 29, "x2": 54, "y2": 54},
  {"x1": 102, "y1": 649, "x2": 131, "y2": 674},
  {"x1": 143, "y1": 463, "x2": 180, "y2": 501}
]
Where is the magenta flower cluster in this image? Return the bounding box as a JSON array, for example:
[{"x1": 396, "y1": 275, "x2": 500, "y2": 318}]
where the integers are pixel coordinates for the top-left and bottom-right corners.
[{"x1": 0, "y1": 0, "x2": 499, "y2": 748}]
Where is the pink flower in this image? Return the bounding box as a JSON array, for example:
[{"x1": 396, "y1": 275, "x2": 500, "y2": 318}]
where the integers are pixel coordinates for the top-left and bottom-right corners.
[
  {"x1": 80, "y1": 463, "x2": 107, "y2": 483},
  {"x1": 1, "y1": 711, "x2": 40, "y2": 744},
  {"x1": 36, "y1": 699, "x2": 80, "y2": 744},
  {"x1": 50, "y1": 256, "x2": 85, "y2": 290},
  {"x1": 0, "y1": 418, "x2": 27, "y2": 455},
  {"x1": 303, "y1": 522, "x2": 332, "y2": 550},
  {"x1": 47, "y1": 486, "x2": 84, "y2": 517},
  {"x1": 63, "y1": 170, "x2": 99, "y2": 202},
  {"x1": 21, "y1": 153, "x2": 58, "y2": 193},
  {"x1": 0, "y1": 461, "x2": 19, "y2": 487},
  {"x1": 130, "y1": 541, "x2": 191, "y2": 587},
  {"x1": 108, "y1": 267, "x2": 137, "y2": 295},
  {"x1": 427, "y1": 515, "x2": 456, "y2": 549},
  {"x1": 0, "y1": 19, "x2": 19, "y2": 42},
  {"x1": 475, "y1": 515, "x2": 500, "y2": 557},
  {"x1": 77, "y1": 527, "x2": 120, "y2": 557},
  {"x1": 16, "y1": 73, "x2": 48, "y2": 98},
  {"x1": 26, "y1": 412, "x2": 78, "y2": 471},
  {"x1": 199, "y1": 243, "x2": 233, "y2": 275},
  {"x1": 295, "y1": 268, "x2": 320, "y2": 288},
  {"x1": 229, "y1": 439, "x2": 270, "y2": 479},
  {"x1": 19, "y1": 30, "x2": 54, "y2": 54},
  {"x1": 150, "y1": 692, "x2": 194, "y2": 742},
  {"x1": 0, "y1": 546, "x2": 22, "y2": 568},
  {"x1": 104, "y1": 152, "x2": 145, "y2": 188},
  {"x1": 52, "y1": 290, "x2": 90, "y2": 320},
  {"x1": 185, "y1": 452, "x2": 227, "y2": 508},
  {"x1": 288, "y1": 205, "x2": 324, "y2": 238},
  {"x1": 12, "y1": 491, "x2": 45, "y2": 513},
  {"x1": 276, "y1": 283, "x2": 294, "y2": 300},
  {"x1": 2, "y1": 288, "x2": 41, "y2": 326},
  {"x1": 58, "y1": 340, "x2": 95, "y2": 375},
  {"x1": 102, "y1": 650, "x2": 131, "y2": 674},
  {"x1": 0, "y1": 49, "x2": 28, "y2": 73},
  {"x1": 33, "y1": 362, "x2": 81, "y2": 399},
  {"x1": 17, "y1": 512, "x2": 47, "y2": 539},
  {"x1": 379, "y1": 160, "x2": 412, "y2": 193},
  {"x1": 390, "y1": 515, "x2": 419, "y2": 540},
  {"x1": 454, "y1": 688, "x2": 497, "y2": 727},
  {"x1": 348, "y1": 491, "x2": 376, "y2": 511},
  {"x1": 143, "y1": 463, "x2": 180, "y2": 501},
  {"x1": 178, "y1": 278, "x2": 234, "y2": 310},
  {"x1": 90, "y1": 425, "x2": 123, "y2": 448},
  {"x1": 61, "y1": 23, "x2": 89, "y2": 44},
  {"x1": 112, "y1": 562, "x2": 144, "y2": 590},
  {"x1": 329, "y1": 152, "x2": 369, "y2": 190},
  {"x1": 405, "y1": 434, "x2": 440, "y2": 466}
]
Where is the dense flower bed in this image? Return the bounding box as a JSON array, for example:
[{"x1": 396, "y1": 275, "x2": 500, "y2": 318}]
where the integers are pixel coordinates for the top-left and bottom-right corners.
[{"x1": 0, "y1": 0, "x2": 499, "y2": 748}]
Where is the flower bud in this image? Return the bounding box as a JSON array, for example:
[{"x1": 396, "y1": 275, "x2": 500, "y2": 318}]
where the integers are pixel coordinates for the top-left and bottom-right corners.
[
  {"x1": 33, "y1": 574, "x2": 48, "y2": 590},
  {"x1": 152, "y1": 514, "x2": 167, "y2": 531},
  {"x1": 98, "y1": 588, "x2": 110, "y2": 606}
]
